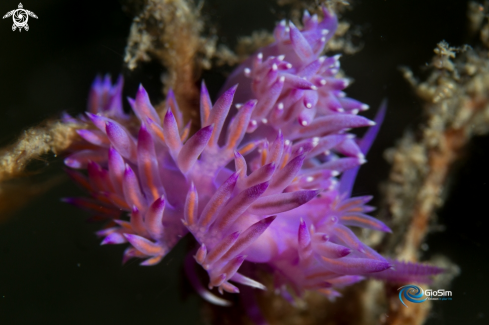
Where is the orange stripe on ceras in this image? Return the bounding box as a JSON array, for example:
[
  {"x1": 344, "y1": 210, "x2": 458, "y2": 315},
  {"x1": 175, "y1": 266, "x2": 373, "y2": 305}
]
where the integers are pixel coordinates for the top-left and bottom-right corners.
[
  {"x1": 341, "y1": 215, "x2": 377, "y2": 228},
  {"x1": 251, "y1": 195, "x2": 295, "y2": 211},
  {"x1": 338, "y1": 198, "x2": 365, "y2": 211},
  {"x1": 261, "y1": 149, "x2": 267, "y2": 166},
  {"x1": 168, "y1": 132, "x2": 182, "y2": 152},
  {"x1": 180, "y1": 125, "x2": 190, "y2": 142},
  {"x1": 340, "y1": 206, "x2": 364, "y2": 213},
  {"x1": 140, "y1": 240, "x2": 165, "y2": 255},
  {"x1": 142, "y1": 255, "x2": 163, "y2": 266},
  {"x1": 109, "y1": 193, "x2": 130, "y2": 209},
  {"x1": 200, "y1": 198, "x2": 227, "y2": 227},
  {"x1": 333, "y1": 226, "x2": 356, "y2": 246},
  {"x1": 227, "y1": 117, "x2": 247, "y2": 149},
  {"x1": 201, "y1": 101, "x2": 211, "y2": 125},
  {"x1": 280, "y1": 152, "x2": 290, "y2": 169},
  {"x1": 186, "y1": 191, "x2": 197, "y2": 225},
  {"x1": 208, "y1": 125, "x2": 219, "y2": 147},
  {"x1": 238, "y1": 143, "x2": 256, "y2": 156},
  {"x1": 148, "y1": 123, "x2": 165, "y2": 142},
  {"x1": 143, "y1": 160, "x2": 159, "y2": 201},
  {"x1": 205, "y1": 241, "x2": 232, "y2": 265}
]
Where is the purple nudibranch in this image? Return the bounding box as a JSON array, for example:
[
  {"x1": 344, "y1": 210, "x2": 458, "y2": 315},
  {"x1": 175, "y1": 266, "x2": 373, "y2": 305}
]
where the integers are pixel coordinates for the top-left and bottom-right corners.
[{"x1": 62, "y1": 7, "x2": 442, "y2": 317}]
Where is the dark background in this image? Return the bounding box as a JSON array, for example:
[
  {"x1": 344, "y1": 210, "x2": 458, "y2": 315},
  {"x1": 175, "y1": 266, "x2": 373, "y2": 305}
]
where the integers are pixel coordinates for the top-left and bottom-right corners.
[{"x1": 0, "y1": 0, "x2": 487, "y2": 324}]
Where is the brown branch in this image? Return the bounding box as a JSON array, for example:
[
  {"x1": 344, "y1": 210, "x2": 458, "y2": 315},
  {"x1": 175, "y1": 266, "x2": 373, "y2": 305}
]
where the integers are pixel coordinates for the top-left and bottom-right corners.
[
  {"x1": 384, "y1": 40, "x2": 489, "y2": 260},
  {"x1": 0, "y1": 120, "x2": 79, "y2": 182},
  {"x1": 0, "y1": 120, "x2": 81, "y2": 219},
  {"x1": 124, "y1": 0, "x2": 210, "y2": 128}
]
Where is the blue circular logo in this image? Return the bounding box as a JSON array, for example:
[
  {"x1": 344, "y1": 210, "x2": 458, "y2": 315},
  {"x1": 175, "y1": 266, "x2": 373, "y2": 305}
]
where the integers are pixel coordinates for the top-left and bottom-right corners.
[{"x1": 398, "y1": 285, "x2": 428, "y2": 307}]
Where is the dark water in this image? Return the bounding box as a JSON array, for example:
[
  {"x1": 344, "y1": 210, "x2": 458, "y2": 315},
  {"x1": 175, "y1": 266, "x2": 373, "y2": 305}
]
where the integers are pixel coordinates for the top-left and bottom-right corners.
[{"x1": 0, "y1": 0, "x2": 487, "y2": 324}]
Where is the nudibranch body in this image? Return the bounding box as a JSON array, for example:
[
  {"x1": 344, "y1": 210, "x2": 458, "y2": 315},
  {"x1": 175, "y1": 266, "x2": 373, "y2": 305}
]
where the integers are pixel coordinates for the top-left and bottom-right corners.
[{"x1": 63, "y1": 7, "x2": 442, "y2": 313}]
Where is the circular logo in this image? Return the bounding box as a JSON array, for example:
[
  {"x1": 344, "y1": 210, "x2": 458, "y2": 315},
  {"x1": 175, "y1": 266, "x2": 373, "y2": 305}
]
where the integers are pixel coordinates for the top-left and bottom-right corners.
[
  {"x1": 398, "y1": 285, "x2": 428, "y2": 307},
  {"x1": 13, "y1": 10, "x2": 28, "y2": 27}
]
